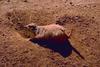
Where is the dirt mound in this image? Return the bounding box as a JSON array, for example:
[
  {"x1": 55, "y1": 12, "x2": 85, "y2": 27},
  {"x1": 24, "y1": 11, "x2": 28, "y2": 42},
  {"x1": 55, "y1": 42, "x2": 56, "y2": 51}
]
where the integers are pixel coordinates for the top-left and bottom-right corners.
[{"x1": 0, "y1": 0, "x2": 100, "y2": 67}]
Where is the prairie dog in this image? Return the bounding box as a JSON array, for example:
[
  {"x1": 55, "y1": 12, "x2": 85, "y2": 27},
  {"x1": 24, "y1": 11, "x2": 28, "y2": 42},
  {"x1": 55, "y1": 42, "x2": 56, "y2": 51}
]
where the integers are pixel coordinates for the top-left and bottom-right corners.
[{"x1": 25, "y1": 23, "x2": 70, "y2": 39}]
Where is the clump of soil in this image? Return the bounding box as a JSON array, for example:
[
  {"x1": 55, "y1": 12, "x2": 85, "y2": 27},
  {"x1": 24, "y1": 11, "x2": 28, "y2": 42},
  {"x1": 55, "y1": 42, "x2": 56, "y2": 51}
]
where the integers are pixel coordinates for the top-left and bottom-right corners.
[{"x1": 5, "y1": 10, "x2": 37, "y2": 38}]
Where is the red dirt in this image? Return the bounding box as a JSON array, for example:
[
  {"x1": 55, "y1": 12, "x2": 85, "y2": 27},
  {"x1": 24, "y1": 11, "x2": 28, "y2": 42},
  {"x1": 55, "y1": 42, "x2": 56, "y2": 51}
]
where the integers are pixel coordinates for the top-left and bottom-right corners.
[{"x1": 0, "y1": 0, "x2": 100, "y2": 67}]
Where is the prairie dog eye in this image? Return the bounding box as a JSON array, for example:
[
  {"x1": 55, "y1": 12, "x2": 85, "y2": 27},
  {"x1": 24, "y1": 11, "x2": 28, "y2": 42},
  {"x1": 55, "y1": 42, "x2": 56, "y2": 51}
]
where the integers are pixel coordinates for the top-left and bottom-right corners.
[{"x1": 28, "y1": 25, "x2": 35, "y2": 28}]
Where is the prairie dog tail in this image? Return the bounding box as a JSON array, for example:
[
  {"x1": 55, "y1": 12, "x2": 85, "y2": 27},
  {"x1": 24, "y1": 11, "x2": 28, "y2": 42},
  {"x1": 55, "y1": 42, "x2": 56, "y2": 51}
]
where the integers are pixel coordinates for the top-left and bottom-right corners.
[{"x1": 65, "y1": 29, "x2": 73, "y2": 38}]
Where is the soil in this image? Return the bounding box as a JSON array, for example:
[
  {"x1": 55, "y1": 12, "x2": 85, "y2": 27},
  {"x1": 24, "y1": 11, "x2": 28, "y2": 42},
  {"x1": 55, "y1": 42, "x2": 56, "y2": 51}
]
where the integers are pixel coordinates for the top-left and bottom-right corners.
[{"x1": 0, "y1": 0, "x2": 100, "y2": 67}]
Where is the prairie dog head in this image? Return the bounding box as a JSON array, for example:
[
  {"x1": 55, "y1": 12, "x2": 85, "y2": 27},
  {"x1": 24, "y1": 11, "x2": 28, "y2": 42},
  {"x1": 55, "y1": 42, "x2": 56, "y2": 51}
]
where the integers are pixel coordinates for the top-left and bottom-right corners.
[{"x1": 24, "y1": 23, "x2": 37, "y2": 32}]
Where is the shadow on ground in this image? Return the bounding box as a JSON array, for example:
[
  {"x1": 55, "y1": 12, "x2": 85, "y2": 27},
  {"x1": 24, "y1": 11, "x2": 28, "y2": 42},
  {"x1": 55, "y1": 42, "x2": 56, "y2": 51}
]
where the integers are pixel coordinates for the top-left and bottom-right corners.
[{"x1": 30, "y1": 35, "x2": 84, "y2": 59}]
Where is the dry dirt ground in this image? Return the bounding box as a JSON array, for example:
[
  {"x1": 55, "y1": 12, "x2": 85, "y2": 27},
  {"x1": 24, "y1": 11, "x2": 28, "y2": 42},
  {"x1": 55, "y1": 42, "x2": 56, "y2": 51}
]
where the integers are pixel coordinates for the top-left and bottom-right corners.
[{"x1": 0, "y1": 0, "x2": 100, "y2": 67}]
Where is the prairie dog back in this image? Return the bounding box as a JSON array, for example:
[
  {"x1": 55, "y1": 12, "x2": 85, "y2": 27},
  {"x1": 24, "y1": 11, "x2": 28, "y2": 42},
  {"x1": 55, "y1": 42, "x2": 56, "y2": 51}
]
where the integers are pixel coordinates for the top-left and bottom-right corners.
[{"x1": 35, "y1": 24, "x2": 66, "y2": 39}]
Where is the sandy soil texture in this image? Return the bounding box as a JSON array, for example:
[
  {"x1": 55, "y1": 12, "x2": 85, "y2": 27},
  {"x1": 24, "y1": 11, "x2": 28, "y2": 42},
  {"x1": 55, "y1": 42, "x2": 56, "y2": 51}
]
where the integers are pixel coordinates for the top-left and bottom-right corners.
[{"x1": 0, "y1": 0, "x2": 100, "y2": 67}]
